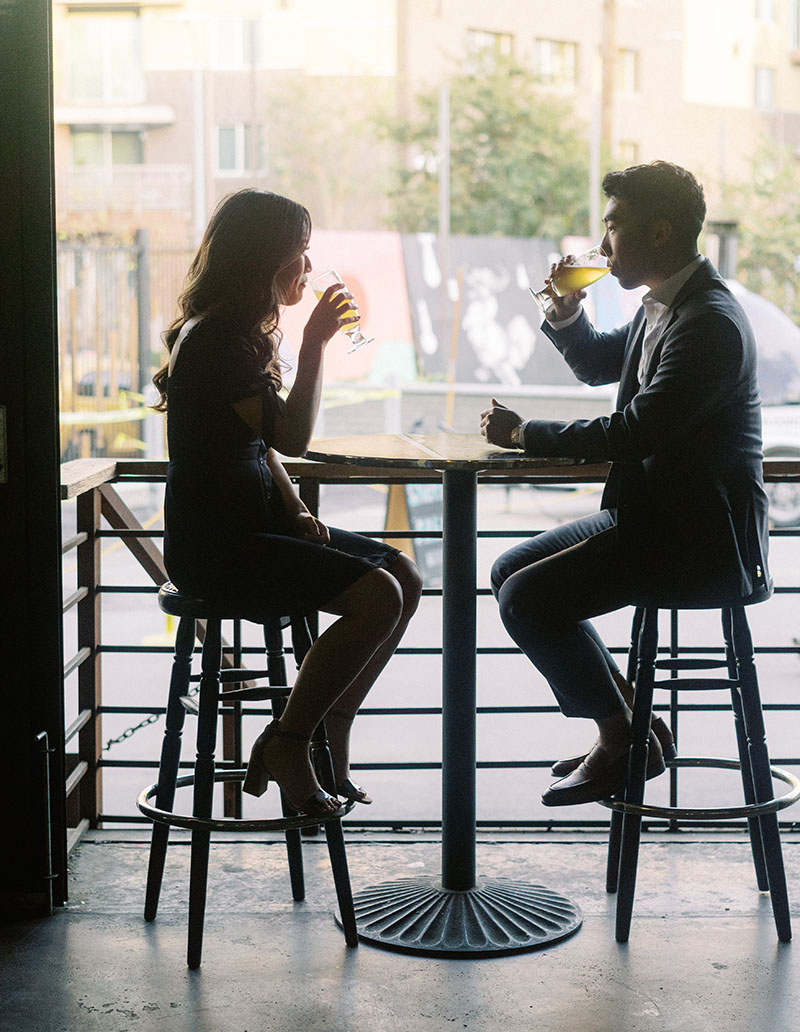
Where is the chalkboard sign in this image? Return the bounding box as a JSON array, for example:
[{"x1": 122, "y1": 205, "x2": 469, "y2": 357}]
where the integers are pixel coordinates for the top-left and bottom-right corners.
[
  {"x1": 405, "y1": 482, "x2": 443, "y2": 587},
  {"x1": 384, "y1": 483, "x2": 443, "y2": 587}
]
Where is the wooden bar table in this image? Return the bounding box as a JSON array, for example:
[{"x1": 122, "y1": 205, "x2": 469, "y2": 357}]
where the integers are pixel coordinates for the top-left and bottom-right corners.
[{"x1": 305, "y1": 432, "x2": 584, "y2": 955}]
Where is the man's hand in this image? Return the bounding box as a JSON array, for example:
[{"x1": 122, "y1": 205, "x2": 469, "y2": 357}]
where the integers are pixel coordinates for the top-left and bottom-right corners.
[
  {"x1": 543, "y1": 256, "x2": 586, "y2": 322},
  {"x1": 480, "y1": 398, "x2": 524, "y2": 448}
]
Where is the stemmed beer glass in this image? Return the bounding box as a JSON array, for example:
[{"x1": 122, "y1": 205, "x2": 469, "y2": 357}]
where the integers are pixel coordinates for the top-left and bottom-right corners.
[
  {"x1": 309, "y1": 268, "x2": 374, "y2": 353},
  {"x1": 529, "y1": 245, "x2": 610, "y2": 315}
]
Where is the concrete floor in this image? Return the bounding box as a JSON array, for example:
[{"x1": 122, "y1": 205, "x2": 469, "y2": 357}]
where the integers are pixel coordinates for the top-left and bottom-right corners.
[{"x1": 2, "y1": 828, "x2": 800, "y2": 1032}]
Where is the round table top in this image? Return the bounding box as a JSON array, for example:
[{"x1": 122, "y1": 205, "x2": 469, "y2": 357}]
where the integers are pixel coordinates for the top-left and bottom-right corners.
[{"x1": 305, "y1": 432, "x2": 583, "y2": 472}]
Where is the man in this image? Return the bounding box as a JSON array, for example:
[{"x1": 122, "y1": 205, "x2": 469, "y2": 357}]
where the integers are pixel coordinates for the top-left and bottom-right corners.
[{"x1": 480, "y1": 160, "x2": 770, "y2": 806}]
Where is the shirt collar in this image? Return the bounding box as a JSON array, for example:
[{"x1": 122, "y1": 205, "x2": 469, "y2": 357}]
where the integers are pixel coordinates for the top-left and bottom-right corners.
[{"x1": 642, "y1": 254, "x2": 704, "y2": 310}]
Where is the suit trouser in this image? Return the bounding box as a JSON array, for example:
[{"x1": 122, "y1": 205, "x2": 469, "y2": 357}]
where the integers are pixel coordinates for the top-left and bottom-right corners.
[{"x1": 491, "y1": 509, "x2": 639, "y2": 721}]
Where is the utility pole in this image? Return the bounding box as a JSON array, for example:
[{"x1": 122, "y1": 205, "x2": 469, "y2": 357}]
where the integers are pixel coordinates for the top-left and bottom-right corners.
[{"x1": 601, "y1": 0, "x2": 617, "y2": 153}]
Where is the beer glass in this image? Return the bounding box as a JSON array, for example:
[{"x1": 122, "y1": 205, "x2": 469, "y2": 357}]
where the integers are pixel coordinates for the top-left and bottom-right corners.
[
  {"x1": 529, "y1": 245, "x2": 609, "y2": 314},
  {"x1": 310, "y1": 269, "x2": 374, "y2": 352}
]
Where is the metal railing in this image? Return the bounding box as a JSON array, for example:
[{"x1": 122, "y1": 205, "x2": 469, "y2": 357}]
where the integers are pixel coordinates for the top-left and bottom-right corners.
[{"x1": 60, "y1": 457, "x2": 800, "y2": 843}]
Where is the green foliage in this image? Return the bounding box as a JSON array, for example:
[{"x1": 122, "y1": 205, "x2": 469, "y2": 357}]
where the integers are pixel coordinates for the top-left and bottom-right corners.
[
  {"x1": 382, "y1": 56, "x2": 590, "y2": 237},
  {"x1": 731, "y1": 144, "x2": 800, "y2": 326},
  {"x1": 262, "y1": 73, "x2": 393, "y2": 229}
]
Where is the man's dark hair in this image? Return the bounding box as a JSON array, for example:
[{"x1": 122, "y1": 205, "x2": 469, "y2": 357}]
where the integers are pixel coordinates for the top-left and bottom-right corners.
[{"x1": 602, "y1": 160, "x2": 706, "y2": 247}]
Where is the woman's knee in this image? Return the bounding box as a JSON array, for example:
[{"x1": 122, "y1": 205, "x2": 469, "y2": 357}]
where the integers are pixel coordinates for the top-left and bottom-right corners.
[
  {"x1": 389, "y1": 552, "x2": 423, "y2": 616},
  {"x1": 338, "y1": 567, "x2": 404, "y2": 633}
]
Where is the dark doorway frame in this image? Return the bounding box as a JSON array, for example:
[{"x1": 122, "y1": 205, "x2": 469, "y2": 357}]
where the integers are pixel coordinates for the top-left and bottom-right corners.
[{"x1": 0, "y1": 0, "x2": 67, "y2": 912}]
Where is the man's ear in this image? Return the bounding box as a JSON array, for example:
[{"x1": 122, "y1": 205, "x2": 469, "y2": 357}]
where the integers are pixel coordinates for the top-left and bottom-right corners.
[{"x1": 651, "y1": 218, "x2": 673, "y2": 249}]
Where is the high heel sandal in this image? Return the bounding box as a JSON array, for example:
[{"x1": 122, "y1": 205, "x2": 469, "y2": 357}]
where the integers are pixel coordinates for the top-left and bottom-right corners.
[
  {"x1": 325, "y1": 709, "x2": 373, "y2": 805},
  {"x1": 550, "y1": 714, "x2": 677, "y2": 778},
  {"x1": 242, "y1": 719, "x2": 344, "y2": 818}
]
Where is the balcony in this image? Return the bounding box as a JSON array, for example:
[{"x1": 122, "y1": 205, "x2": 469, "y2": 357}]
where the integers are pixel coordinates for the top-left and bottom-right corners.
[
  {"x1": 24, "y1": 455, "x2": 800, "y2": 1029},
  {"x1": 56, "y1": 164, "x2": 192, "y2": 216}
]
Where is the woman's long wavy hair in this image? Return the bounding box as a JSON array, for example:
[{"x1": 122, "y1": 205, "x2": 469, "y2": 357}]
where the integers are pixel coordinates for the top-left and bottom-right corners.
[{"x1": 152, "y1": 189, "x2": 311, "y2": 411}]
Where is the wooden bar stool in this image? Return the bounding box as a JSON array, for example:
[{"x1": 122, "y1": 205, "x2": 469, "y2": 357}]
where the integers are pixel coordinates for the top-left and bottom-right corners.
[
  {"x1": 603, "y1": 600, "x2": 800, "y2": 943},
  {"x1": 137, "y1": 582, "x2": 358, "y2": 968}
]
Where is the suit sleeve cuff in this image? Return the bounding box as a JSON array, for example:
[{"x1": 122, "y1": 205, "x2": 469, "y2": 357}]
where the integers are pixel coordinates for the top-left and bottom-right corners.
[{"x1": 544, "y1": 306, "x2": 583, "y2": 331}]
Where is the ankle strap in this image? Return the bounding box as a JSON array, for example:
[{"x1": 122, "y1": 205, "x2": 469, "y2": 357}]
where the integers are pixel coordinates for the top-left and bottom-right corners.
[{"x1": 269, "y1": 718, "x2": 310, "y2": 743}]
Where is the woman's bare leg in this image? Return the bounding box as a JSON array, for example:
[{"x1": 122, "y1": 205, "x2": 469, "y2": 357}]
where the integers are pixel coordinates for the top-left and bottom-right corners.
[
  {"x1": 323, "y1": 554, "x2": 423, "y2": 783},
  {"x1": 257, "y1": 566, "x2": 405, "y2": 805}
]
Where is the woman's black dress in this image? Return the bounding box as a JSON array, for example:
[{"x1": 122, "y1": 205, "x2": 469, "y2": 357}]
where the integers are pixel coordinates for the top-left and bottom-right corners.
[{"x1": 163, "y1": 318, "x2": 399, "y2": 617}]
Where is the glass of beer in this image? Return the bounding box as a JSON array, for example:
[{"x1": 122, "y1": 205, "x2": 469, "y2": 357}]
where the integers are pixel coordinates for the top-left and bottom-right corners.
[
  {"x1": 309, "y1": 268, "x2": 374, "y2": 352},
  {"x1": 529, "y1": 245, "x2": 610, "y2": 315}
]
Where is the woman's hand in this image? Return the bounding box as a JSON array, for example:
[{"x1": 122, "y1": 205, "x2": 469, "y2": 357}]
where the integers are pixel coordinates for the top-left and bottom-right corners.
[
  {"x1": 302, "y1": 282, "x2": 358, "y2": 348},
  {"x1": 294, "y1": 511, "x2": 330, "y2": 545}
]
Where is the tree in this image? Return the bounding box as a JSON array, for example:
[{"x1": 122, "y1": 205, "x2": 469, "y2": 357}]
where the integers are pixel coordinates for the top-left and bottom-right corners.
[
  {"x1": 730, "y1": 144, "x2": 800, "y2": 326},
  {"x1": 382, "y1": 56, "x2": 591, "y2": 238},
  {"x1": 262, "y1": 73, "x2": 393, "y2": 230}
]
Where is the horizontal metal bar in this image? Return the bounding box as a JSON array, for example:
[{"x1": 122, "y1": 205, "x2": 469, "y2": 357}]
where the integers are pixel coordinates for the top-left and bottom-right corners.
[
  {"x1": 95, "y1": 813, "x2": 800, "y2": 831},
  {"x1": 97, "y1": 529, "x2": 164, "y2": 538},
  {"x1": 99, "y1": 585, "x2": 159, "y2": 594}
]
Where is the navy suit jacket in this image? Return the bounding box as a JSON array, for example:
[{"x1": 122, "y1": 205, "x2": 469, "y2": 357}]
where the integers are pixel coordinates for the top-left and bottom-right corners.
[{"x1": 527, "y1": 258, "x2": 770, "y2": 606}]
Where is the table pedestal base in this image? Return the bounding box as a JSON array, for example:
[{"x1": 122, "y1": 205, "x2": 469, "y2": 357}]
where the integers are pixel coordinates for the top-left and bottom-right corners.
[{"x1": 337, "y1": 876, "x2": 582, "y2": 956}]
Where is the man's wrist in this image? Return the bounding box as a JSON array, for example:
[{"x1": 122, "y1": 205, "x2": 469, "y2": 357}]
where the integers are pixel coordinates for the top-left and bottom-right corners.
[{"x1": 510, "y1": 421, "x2": 525, "y2": 449}]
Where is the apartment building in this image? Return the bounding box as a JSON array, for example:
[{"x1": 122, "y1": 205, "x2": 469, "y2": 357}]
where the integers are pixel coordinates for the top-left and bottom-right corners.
[{"x1": 52, "y1": 0, "x2": 800, "y2": 242}]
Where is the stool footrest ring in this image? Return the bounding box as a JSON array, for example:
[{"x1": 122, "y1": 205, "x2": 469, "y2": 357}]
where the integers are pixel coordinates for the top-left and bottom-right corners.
[
  {"x1": 137, "y1": 770, "x2": 355, "y2": 832},
  {"x1": 599, "y1": 757, "x2": 800, "y2": 821}
]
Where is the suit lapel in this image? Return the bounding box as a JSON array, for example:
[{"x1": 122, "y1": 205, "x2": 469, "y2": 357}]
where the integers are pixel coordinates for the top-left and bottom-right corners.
[
  {"x1": 616, "y1": 310, "x2": 647, "y2": 407},
  {"x1": 637, "y1": 259, "x2": 722, "y2": 388}
]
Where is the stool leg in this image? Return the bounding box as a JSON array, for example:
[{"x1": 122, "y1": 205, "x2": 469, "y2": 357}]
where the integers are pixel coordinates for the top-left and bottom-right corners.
[
  {"x1": 721, "y1": 609, "x2": 769, "y2": 891},
  {"x1": 311, "y1": 721, "x2": 358, "y2": 947},
  {"x1": 615, "y1": 606, "x2": 658, "y2": 943},
  {"x1": 187, "y1": 616, "x2": 222, "y2": 969},
  {"x1": 264, "y1": 619, "x2": 306, "y2": 902},
  {"x1": 730, "y1": 608, "x2": 792, "y2": 942},
  {"x1": 607, "y1": 607, "x2": 644, "y2": 894},
  {"x1": 145, "y1": 615, "x2": 195, "y2": 922}
]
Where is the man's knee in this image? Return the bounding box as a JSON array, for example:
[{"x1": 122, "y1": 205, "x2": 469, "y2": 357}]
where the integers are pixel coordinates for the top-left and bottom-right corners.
[
  {"x1": 497, "y1": 577, "x2": 543, "y2": 632},
  {"x1": 489, "y1": 555, "x2": 509, "y2": 598}
]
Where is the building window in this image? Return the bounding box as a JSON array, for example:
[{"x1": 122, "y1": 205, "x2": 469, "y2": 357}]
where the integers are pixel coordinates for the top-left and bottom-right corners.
[
  {"x1": 466, "y1": 28, "x2": 514, "y2": 65},
  {"x1": 68, "y1": 10, "x2": 145, "y2": 104},
  {"x1": 755, "y1": 0, "x2": 775, "y2": 21},
  {"x1": 216, "y1": 124, "x2": 267, "y2": 175},
  {"x1": 71, "y1": 129, "x2": 144, "y2": 168},
  {"x1": 532, "y1": 38, "x2": 577, "y2": 85},
  {"x1": 211, "y1": 17, "x2": 261, "y2": 69},
  {"x1": 616, "y1": 48, "x2": 640, "y2": 92},
  {"x1": 618, "y1": 141, "x2": 639, "y2": 165},
  {"x1": 754, "y1": 66, "x2": 774, "y2": 109}
]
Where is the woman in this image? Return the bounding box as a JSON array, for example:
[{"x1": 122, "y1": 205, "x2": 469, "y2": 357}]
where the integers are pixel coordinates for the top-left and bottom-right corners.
[{"x1": 153, "y1": 189, "x2": 422, "y2": 818}]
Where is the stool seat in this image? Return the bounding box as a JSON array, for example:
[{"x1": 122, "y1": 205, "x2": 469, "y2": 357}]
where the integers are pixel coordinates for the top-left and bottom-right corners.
[
  {"x1": 630, "y1": 578, "x2": 772, "y2": 611},
  {"x1": 140, "y1": 583, "x2": 359, "y2": 967},
  {"x1": 605, "y1": 600, "x2": 795, "y2": 943},
  {"x1": 158, "y1": 580, "x2": 290, "y2": 624}
]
